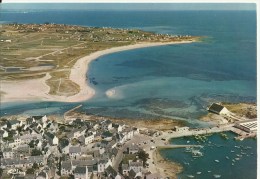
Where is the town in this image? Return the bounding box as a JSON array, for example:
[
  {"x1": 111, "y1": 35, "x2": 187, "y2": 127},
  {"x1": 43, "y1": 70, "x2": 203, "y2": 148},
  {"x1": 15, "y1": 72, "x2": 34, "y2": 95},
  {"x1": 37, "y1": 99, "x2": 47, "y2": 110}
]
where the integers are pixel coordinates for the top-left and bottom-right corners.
[{"x1": 0, "y1": 103, "x2": 257, "y2": 179}]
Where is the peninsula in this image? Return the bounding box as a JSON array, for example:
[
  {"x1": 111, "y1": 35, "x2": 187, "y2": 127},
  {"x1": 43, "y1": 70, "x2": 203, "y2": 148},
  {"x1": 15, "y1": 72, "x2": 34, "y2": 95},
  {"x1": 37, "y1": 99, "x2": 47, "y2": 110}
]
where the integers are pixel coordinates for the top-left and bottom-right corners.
[{"x1": 0, "y1": 23, "x2": 199, "y2": 103}]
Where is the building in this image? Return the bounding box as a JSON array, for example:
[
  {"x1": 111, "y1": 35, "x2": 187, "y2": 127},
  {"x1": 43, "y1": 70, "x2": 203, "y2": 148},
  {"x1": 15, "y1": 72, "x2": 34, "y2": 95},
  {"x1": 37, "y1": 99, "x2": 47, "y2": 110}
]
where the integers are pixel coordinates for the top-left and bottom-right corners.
[
  {"x1": 3, "y1": 148, "x2": 14, "y2": 159},
  {"x1": 74, "y1": 166, "x2": 88, "y2": 179},
  {"x1": 69, "y1": 146, "x2": 81, "y2": 158},
  {"x1": 235, "y1": 120, "x2": 257, "y2": 133},
  {"x1": 61, "y1": 161, "x2": 73, "y2": 176},
  {"x1": 85, "y1": 132, "x2": 94, "y2": 145},
  {"x1": 208, "y1": 103, "x2": 229, "y2": 115},
  {"x1": 174, "y1": 126, "x2": 189, "y2": 132}
]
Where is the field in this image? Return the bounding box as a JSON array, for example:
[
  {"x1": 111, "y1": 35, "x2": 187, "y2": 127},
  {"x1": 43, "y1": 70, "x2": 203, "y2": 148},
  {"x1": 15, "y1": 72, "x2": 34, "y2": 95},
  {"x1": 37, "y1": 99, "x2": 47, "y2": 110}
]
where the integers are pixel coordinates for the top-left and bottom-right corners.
[{"x1": 0, "y1": 23, "x2": 197, "y2": 97}]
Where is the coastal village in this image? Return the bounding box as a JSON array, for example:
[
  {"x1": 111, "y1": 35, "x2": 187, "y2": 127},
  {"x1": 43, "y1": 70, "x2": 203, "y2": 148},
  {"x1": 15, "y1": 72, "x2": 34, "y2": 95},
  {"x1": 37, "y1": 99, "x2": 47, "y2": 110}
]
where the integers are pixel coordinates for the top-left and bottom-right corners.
[{"x1": 0, "y1": 102, "x2": 257, "y2": 179}]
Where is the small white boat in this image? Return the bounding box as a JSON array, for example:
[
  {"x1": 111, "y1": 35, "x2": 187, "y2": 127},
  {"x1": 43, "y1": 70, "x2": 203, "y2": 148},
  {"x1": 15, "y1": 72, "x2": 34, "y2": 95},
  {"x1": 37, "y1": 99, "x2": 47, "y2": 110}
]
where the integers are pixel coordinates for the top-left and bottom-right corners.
[
  {"x1": 231, "y1": 150, "x2": 235, "y2": 153},
  {"x1": 232, "y1": 163, "x2": 234, "y2": 165},
  {"x1": 235, "y1": 158, "x2": 240, "y2": 161},
  {"x1": 187, "y1": 140, "x2": 190, "y2": 143},
  {"x1": 213, "y1": 174, "x2": 221, "y2": 178},
  {"x1": 208, "y1": 171, "x2": 212, "y2": 173},
  {"x1": 226, "y1": 156, "x2": 229, "y2": 159},
  {"x1": 187, "y1": 175, "x2": 195, "y2": 178},
  {"x1": 196, "y1": 172, "x2": 202, "y2": 175},
  {"x1": 214, "y1": 160, "x2": 220, "y2": 163}
]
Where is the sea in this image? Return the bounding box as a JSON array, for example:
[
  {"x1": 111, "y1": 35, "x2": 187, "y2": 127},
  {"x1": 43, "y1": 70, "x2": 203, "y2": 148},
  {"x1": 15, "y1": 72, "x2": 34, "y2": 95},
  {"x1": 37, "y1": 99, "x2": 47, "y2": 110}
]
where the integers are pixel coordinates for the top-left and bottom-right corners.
[{"x1": 0, "y1": 9, "x2": 257, "y2": 178}]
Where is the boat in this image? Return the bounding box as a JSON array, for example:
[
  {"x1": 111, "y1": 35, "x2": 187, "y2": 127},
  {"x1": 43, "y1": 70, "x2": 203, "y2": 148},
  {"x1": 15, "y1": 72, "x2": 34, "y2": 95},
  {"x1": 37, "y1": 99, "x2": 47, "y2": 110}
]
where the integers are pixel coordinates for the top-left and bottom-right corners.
[
  {"x1": 187, "y1": 140, "x2": 190, "y2": 143},
  {"x1": 232, "y1": 163, "x2": 234, "y2": 165},
  {"x1": 235, "y1": 158, "x2": 240, "y2": 161},
  {"x1": 214, "y1": 160, "x2": 220, "y2": 163},
  {"x1": 184, "y1": 162, "x2": 190, "y2": 165},
  {"x1": 196, "y1": 172, "x2": 202, "y2": 175},
  {"x1": 225, "y1": 156, "x2": 229, "y2": 159},
  {"x1": 208, "y1": 171, "x2": 212, "y2": 173},
  {"x1": 231, "y1": 150, "x2": 235, "y2": 153},
  {"x1": 187, "y1": 175, "x2": 195, "y2": 178},
  {"x1": 213, "y1": 174, "x2": 221, "y2": 178},
  {"x1": 192, "y1": 150, "x2": 203, "y2": 157}
]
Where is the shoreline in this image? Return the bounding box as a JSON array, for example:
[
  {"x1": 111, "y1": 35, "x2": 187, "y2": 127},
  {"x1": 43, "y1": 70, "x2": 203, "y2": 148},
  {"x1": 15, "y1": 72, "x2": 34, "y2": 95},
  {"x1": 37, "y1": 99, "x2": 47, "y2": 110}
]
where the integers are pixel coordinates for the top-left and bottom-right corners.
[{"x1": 1, "y1": 40, "x2": 196, "y2": 103}]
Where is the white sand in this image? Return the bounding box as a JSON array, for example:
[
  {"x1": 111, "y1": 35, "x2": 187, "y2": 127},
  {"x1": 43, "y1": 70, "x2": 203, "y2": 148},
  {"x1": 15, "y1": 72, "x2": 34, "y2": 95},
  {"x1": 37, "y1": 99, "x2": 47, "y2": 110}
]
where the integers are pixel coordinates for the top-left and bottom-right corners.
[{"x1": 1, "y1": 40, "x2": 194, "y2": 103}]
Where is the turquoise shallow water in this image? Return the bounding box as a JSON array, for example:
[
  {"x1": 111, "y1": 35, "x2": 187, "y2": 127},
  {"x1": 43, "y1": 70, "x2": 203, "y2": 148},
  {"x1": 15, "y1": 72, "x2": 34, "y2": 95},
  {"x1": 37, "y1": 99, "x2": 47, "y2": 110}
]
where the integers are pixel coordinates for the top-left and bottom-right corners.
[{"x1": 160, "y1": 132, "x2": 257, "y2": 179}]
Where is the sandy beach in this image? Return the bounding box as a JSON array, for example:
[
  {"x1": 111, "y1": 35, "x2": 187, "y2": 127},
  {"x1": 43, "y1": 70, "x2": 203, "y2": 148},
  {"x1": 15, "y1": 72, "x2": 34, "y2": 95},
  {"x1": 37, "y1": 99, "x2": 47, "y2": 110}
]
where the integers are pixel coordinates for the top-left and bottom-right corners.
[{"x1": 1, "y1": 40, "x2": 194, "y2": 103}]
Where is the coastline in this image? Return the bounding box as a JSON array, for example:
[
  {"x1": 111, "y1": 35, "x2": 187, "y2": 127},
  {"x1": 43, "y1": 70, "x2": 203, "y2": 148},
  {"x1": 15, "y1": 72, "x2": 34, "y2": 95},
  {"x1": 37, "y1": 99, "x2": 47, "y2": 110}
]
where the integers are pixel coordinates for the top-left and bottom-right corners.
[{"x1": 1, "y1": 40, "x2": 196, "y2": 103}]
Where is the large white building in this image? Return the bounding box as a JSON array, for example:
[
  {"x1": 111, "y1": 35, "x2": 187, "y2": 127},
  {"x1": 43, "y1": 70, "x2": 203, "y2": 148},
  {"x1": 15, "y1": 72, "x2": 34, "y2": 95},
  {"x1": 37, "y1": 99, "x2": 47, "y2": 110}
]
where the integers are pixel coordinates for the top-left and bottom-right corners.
[{"x1": 235, "y1": 120, "x2": 257, "y2": 133}]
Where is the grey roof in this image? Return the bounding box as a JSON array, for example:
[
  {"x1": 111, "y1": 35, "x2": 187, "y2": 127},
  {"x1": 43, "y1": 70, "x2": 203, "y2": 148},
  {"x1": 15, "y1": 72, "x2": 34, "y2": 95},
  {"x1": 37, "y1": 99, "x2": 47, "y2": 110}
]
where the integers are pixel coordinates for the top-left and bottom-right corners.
[
  {"x1": 129, "y1": 169, "x2": 136, "y2": 178},
  {"x1": 75, "y1": 166, "x2": 87, "y2": 174},
  {"x1": 69, "y1": 146, "x2": 81, "y2": 154},
  {"x1": 209, "y1": 103, "x2": 224, "y2": 113},
  {"x1": 61, "y1": 161, "x2": 72, "y2": 171},
  {"x1": 122, "y1": 164, "x2": 129, "y2": 170},
  {"x1": 32, "y1": 116, "x2": 43, "y2": 120},
  {"x1": 8, "y1": 119, "x2": 20, "y2": 125},
  {"x1": 129, "y1": 161, "x2": 143, "y2": 167},
  {"x1": 129, "y1": 144, "x2": 140, "y2": 151},
  {"x1": 3, "y1": 147, "x2": 12, "y2": 152},
  {"x1": 72, "y1": 159, "x2": 97, "y2": 167},
  {"x1": 1, "y1": 156, "x2": 44, "y2": 166},
  {"x1": 37, "y1": 171, "x2": 47, "y2": 178}
]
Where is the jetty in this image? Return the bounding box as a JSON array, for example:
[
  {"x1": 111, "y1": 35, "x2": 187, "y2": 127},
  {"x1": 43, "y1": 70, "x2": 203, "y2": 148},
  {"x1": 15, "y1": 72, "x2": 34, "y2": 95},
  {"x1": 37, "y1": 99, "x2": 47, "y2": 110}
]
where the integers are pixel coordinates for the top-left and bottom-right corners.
[{"x1": 64, "y1": 104, "x2": 83, "y2": 120}]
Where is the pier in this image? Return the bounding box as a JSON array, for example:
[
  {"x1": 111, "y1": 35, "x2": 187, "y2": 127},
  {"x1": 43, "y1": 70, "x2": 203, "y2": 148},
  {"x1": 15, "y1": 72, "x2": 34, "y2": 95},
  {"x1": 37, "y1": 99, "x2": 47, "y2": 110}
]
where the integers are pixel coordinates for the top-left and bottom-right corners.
[{"x1": 63, "y1": 104, "x2": 83, "y2": 120}]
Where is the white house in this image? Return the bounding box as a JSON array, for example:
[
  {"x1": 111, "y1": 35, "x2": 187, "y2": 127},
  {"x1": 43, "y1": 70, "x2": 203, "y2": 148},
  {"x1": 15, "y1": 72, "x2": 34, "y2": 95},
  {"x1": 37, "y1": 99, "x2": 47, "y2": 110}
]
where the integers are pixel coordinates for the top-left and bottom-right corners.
[
  {"x1": 98, "y1": 159, "x2": 112, "y2": 173},
  {"x1": 85, "y1": 132, "x2": 94, "y2": 145},
  {"x1": 174, "y1": 126, "x2": 189, "y2": 132},
  {"x1": 129, "y1": 160, "x2": 143, "y2": 173}
]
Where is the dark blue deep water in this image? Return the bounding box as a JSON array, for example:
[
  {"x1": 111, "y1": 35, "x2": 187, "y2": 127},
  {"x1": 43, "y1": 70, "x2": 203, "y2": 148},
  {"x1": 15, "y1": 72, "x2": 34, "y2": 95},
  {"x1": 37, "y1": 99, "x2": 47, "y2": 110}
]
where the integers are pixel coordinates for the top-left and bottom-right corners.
[{"x1": 0, "y1": 9, "x2": 257, "y2": 178}]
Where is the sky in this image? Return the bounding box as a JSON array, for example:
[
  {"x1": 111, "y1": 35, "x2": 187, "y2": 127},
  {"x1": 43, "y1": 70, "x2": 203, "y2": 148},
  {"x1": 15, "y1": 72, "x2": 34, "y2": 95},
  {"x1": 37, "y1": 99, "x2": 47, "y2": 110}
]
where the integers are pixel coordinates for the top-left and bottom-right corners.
[{"x1": 0, "y1": 3, "x2": 256, "y2": 11}]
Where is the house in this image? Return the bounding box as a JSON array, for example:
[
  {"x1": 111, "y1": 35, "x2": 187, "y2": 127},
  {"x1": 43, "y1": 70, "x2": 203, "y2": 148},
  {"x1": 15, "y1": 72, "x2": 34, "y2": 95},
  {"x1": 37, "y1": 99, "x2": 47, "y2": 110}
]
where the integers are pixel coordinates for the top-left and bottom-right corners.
[
  {"x1": 36, "y1": 171, "x2": 49, "y2": 179},
  {"x1": 7, "y1": 119, "x2": 20, "y2": 130},
  {"x1": 85, "y1": 132, "x2": 94, "y2": 145},
  {"x1": 122, "y1": 164, "x2": 129, "y2": 175},
  {"x1": 69, "y1": 146, "x2": 81, "y2": 159},
  {"x1": 129, "y1": 160, "x2": 143, "y2": 173},
  {"x1": 105, "y1": 165, "x2": 118, "y2": 178},
  {"x1": 97, "y1": 159, "x2": 112, "y2": 173},
  {"x1": 61, "y1": 161, "x2": 73, "y2": 176},
  {"x1": 112, "y1": 123, "x2": 123, "y2": 132},
  {"x1": 128, "y1": 144, "x2": 140, "y2": 154},
  {"x1": 44, "y1": 132, "x2": 59, "y2": 145},
  {"x1": 3, "y1": 147, "x2": 14, "y2": 159},
  {"x1": 0, "y1": 129, "x2": 8, "y2": 138},
  {"x1": 208, "y1": 103, "x2": 229, "y2": 115},
  {"x1": 26, "y1": 118, "x2": 35, "y2": 125},
  {"x1": 102, "y1": 131, "x2": 113, "y2": 141},
  {"x1": 74, "y1": 166, "x2": 88, "y2": 179},
  {"x1": 174, "y1": 126, "x2": 189, "y2": 132}
]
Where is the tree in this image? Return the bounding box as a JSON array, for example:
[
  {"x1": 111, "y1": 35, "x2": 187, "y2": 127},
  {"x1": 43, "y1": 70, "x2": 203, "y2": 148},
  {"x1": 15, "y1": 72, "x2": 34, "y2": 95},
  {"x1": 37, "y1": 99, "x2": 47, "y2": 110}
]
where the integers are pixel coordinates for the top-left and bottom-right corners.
[
  {"x1": 137, "y1": 150, "x2": 149, "y2": 167},
  {"x1": 26, "y1": 168, "x2": 35, "y2": 174},
  {"x1": 32, "y1": 163, "x2": 39, "y2": 170},
  {"x1": 31, "y1": 148, "x2": 42, "y2": 156},
  {"x1": 28, "y1": 140, "x2": 35, "y2": 148}
]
